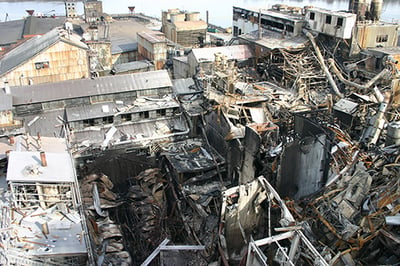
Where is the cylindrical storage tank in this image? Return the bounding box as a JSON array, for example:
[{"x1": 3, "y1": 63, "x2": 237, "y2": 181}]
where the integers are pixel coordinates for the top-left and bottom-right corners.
[
  {"x1": 186, "y1": 12, "x2": 200, "y2": 21},
  {"x1": 171, "y1": 13, "x2": 185, "y2": 23},
  {"x1": 386, "y1": 121, "x2": 400, "y2": 146},
  {"x1": 349, "y1": 0, "x2": 371, "y2": 21},
  {"x1": 370, "y1": 0, "x2": 383, "y2": 21}
]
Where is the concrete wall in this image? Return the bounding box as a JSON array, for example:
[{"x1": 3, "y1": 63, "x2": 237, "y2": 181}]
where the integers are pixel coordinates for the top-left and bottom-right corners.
[
  {"x1": 84, "y1": 1, "x2": 103, "y2": 23},
  {"x1": 0, "y1": 110, "x2": 13, "y2": 126},
  {"x1": 1, "y1": 41, "x2": 89, "y2": 87},
  {"x1": 162, "y1": 9, "x2": 207, "y2": 47},
  {"x1": 176, "y1": 29, "x2": 206, "y2": 47},
  {"x1": 173, "y1": 57, "x2": 189, "y2": 79},
  {"x1": 65, "y1": 1, "x2": 78, "y2": 19},
  {"x1": 187, "y1": 52, "x2": 199, "y2": 77},
  {"x1": 137, "y1": 34, "x2": 167, "y2": 70},
  {"x1": 233, "y1": 7, "x2": 305, "y2": 37},
  {"x1": 112, "y1": 51, "x2": 137, "y2": 65},
  {"x1": 350, "y1": 23, "x2": 399, "y2": 55},
  {"x1": 305, "y1": 9, "x2": 357, "y2": 39},
  {"x1": 87, "y1": 41, "x2": 112, "y2": 70},
  {"x1": 356, "y1": 23, "x2": 399, "y2": 48},
  {"x1": 163, "y1": 23, "x2": 176, "y2": 42},
  {"x1": 233, "y1": 18, "x2": 259, "y2": 36}
]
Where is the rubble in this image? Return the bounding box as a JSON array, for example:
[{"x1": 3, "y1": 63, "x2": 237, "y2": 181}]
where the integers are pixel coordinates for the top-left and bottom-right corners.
[{"x1": 0, "y1": 1, "x2": 400, "y2": 265}]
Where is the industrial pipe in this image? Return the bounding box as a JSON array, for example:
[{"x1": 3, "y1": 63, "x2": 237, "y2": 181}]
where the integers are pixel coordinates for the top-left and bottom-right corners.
[
  {"x1": 328, "y1": 58, "x2": 390, "y2": 96},
  {"x1": 306, "y1": 32, "x2": 343, "y2": 98}
]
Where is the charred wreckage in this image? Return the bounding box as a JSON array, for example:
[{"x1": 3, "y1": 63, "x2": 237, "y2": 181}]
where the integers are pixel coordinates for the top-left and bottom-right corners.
[{"x1": 0, "y1": 0, "x2": 400, "y2": 265}]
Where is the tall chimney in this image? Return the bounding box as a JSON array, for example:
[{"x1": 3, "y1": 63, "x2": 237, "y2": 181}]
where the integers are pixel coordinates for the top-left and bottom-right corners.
[
  {"x1": 40, "y1": 151, "x2": 47, "y2": 167},
  {"x1": 370, "y1": 0, "x2": 383, "y2": 21},
  {"x1": 258, "y1": 9, "x2": 262, "y2": 40}
]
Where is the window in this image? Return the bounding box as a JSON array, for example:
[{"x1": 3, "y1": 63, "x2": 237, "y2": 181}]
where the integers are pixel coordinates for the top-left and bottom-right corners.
[
  {"x1": 337, "y1": 17, "x2": 343, "y2": 27},
  {"x1": 83, "y1": 119, "x2": 95, "y2": 126},
  {"x1": 102, "y1": 116, "x2": 114, "y2": 124},
  {"x1": 139, "y1": 111, "x2": 149, "y2": 119},
  {"x1": 310, "y1": 12, "x2": 315, "y2": 20},
  {"x1": 326, "y1": 15, "x2": 332, "y2": 24},
  {"x1": 35, "y1": 61, "x2": 49, "y2": 70},
  {"x1": 156, "y1": 109, "x2": 166, "y2": 117},
  {"x1": 376, "y1": 35, "x2": 388, "y2": 43},
  {"x1": 233, "y1": 26, "x2": 239, "y2": 36},
  {"x1": 121, "y1": 114, "x2": 132, "y2": 121}
]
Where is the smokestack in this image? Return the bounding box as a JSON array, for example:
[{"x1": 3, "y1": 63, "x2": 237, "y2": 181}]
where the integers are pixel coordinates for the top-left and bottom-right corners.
[
  {"x1": 258, "y1": 9, "x2": 262, "y2": 40},
  {"x1": 370, "y1": 0, "x2": 383, "y2": 21},
  {"x1": 40, "y1": 151, "x2": 47, "y2": 167},
  {"x1": 349, "y1": 0, "x2": 371, "y2": 21},
  {"x1": 206, "y1": 10, "x2": 209, "y2": 28}
]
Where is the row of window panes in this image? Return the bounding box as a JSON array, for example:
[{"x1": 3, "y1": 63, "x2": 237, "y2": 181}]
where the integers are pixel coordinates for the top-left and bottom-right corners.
[
  {"x1": 309, "y1": 12, "x2": 344, "y2": 27},
  {"x1": 82, "y1": 108, "x2": 175, "y2": 126}
]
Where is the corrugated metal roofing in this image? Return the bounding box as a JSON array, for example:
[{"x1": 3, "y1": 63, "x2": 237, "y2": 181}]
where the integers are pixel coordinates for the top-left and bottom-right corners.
[
  {"x1": 111, "y1": 37, "x2": 138, "y2": 54},
  {"x1": 173, "y1": 56, "x2": 188, "y2": 63},
  {"x1": 66, "y1": 102, "x2": 119, "y2": 122},
  {"x1": 71, "y1": 116, "x2": 188, "y2": 146},
  {"x1": 0, "y1": 16, "x2": 66, "y2": 46},
  {"x1": 66, "y1": 96, "x2": 180, "y2": 122},
  {"x1": 172, "y1": 78, "x2": 201, "y2": 96},
  {"x1": 137, "y1": 31, "x2": 166, "y2": 44},
  {"x1": 11, "y1": 70, "x2": 173, "y2": 105},
  {"x1": 113, "y1": 60, "x2": 154, "y2": 73},
  {"x1": 22, "y1": 16, "x2": 66, "y2": 37},
  {"x1": 0, "y1": 19, "x2": 24, "y2": 46},
  {"x1": 190, "y1": 45, "x2": 255, "y2": 63},
  {"x1": 239, "y1": 29, "x2": 308, "y2": 50},
  {"x1": 0, "y1": 28, "x2": 88, "y2": 77}
]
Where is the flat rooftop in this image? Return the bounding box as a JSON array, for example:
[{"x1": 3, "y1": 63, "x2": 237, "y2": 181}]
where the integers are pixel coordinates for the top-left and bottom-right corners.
[{"x1": 7, "y1": 151, "x2": 75, "y2": 183}]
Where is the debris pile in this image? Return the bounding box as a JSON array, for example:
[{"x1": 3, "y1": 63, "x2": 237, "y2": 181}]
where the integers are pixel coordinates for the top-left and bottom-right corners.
[
  {"x1": 80, "y1": 173, "x2": 132, "y2": 266},
  {"x1": 116, "y1": 168, "x2": 167, "y2": 264}
]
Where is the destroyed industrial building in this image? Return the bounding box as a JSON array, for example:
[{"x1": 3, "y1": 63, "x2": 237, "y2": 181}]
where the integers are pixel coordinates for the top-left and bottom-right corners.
[{"x1": 0, "y1": 0, "x2": 400, "y2": 265}]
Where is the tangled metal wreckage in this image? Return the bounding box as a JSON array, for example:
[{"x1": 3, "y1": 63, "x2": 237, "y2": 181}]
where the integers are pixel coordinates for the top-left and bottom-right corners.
[
  {"x1": 83, "y1": 32, "x2": 399, "y2": 264},
  {"x1": 0, "y1": 5, "x2": 400, "y2": 266}
]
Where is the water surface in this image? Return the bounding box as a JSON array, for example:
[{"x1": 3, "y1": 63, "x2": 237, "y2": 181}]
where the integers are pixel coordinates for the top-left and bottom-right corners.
[{"x1": 0, "y1": 0, "x2": 399, "y2": 27}]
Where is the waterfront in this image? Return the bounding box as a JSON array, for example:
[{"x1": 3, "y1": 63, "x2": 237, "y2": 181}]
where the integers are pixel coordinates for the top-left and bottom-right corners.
[{"x1": 0, "y1": 0, "x2": 399, "y2": 27}]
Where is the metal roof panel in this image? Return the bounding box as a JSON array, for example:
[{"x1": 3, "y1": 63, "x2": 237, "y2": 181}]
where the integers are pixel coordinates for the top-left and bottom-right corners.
[{"x1": 11, "y1": 70, "x2": 173, "y2": 105}]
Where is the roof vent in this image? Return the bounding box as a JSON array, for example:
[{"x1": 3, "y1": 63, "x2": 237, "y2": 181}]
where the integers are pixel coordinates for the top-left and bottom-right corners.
[{"x1": 40, "y1": 151, "x2": 47, "y2": 167}]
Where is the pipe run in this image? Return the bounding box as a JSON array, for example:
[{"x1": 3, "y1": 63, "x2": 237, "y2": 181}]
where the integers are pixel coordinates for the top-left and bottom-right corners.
[
  {"x1": 328, "y1": 58, "x2": 390, "y2": 95},
  {"x1": 305, "y1": 32, "x2": 343, "y2": 98}
]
